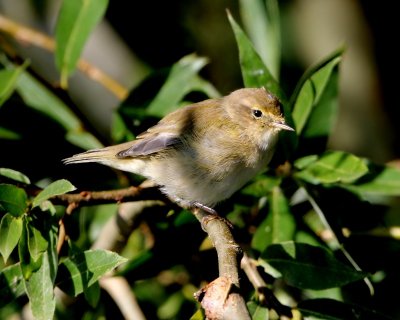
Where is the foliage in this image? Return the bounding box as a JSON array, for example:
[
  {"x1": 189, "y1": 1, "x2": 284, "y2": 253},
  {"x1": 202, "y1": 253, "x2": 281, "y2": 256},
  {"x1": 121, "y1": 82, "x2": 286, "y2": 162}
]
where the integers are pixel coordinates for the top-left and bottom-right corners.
[{"x1": 0, "y1": 1, "x2": 399, "y2": 319}]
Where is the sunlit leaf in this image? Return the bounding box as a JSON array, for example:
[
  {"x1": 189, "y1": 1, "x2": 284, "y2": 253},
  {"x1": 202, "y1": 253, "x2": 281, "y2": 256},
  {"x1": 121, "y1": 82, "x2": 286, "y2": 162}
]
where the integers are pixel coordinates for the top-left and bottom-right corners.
[
  {"x1": 25, "y1": 251, "x2": 56, "y2": 320},
  {"x1": 252, "y1": 187, "x2": 295, "y2": 252},
  {"x1": 242, "y1": 175, "x2": 281, "y2": 197},
  {"x1": 0, "y1": 61, "x2": 28, "y2": 107},
  {"x1": 0, "y1": 184, "x2": 28, "y2": 217},
  {"x1": 261, "y1": 241, "x2": 367, "y2": 290},
  {"x1": 56, "y1": 249, "x2": 127, "y2": 296},
  {"x1": 291, "y1": 48, "x2": 343, "y2": 135},
  {"x1": 55, "y1": 0, "x2": 109, "y2": 87},
  {"x1": 345, "y1": 165, "x2": 400, "y2": 199},
  {"x1": 32, "y1": 179, "x2": 76, "y2": 208},
  {"x1": 294, "y1": 151, "x2": 369, "y2": 184},
  {"x1": 27, "y1": 222, "x2": 48, "y2": 262},
  {"x1": 146, "y1": 54, "x2": 218, "y2": 117},
  {"x1": 65, "y1": 131, "x2": 104, "y2": 150},
  {"x1": 0, "y1": 214, "x2": 23, "y2": 263},
  {"x1": 227, "y1": 11, "x2": 285, "y2": 103},
  {"x1": 239, "y1": 0, "x2": 281, "y2": 80},
  {"x1": 0, "y1": 168, "x2": 30, "y2": 184}
]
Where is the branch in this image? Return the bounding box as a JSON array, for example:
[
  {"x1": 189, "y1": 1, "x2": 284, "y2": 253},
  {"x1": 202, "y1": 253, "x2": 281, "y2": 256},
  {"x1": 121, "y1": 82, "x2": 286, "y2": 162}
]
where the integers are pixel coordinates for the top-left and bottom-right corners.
[
  {"x1": 51, "y1": 185, "x2": 166, "y2": 213},
  {"x1": 192, "y1": 209, "x2": 251, "y2": 320},
  {"x1": 0, "y1": 14, "x2": 129, "y2": 100}
]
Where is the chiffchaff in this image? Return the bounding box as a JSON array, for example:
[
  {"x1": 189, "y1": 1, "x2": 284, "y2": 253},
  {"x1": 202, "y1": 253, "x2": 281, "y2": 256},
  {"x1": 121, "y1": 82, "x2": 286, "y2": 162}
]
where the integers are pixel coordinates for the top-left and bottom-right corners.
[{"x1": 63, "y1": 88, "x2": 294, "y2": 213}]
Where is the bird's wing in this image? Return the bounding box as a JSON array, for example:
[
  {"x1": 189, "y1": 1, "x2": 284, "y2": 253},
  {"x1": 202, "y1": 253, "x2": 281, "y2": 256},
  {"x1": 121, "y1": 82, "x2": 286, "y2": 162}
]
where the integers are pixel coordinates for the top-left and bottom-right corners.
[{"x1": 116, "y1": 132, "x2": 181, "y2": 157}]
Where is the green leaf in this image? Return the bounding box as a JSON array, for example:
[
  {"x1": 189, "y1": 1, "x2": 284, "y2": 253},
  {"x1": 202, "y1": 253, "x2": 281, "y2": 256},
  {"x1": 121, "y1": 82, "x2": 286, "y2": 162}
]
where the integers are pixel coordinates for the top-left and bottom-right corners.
[
  {"x1": 27, "y1": 222, "x2": 48, "y2": 262},
  {"x1": 294, "y1": 151, "x2": 369, "y2": 184},
  {"x1": 33, "y1": 179, "x2": 76, "y2": 208},
  {"x1": 298, "y1": 298, "x2": 392, "y2": 320},
  {"x1": 15, "y1": 66, "x2": 102, "y2": 150},
  {"x1": 84, "y1": 280, "x2": 101, "y2": 308},
  {"x1": 239, "y1": 0, "x2": 281, "y2": 80},
  {"x1": 0, "y1": 263, "x2": 25, "y2": 307},
  {"x1": 25, "y1": 251, "x2": 56, "y2": 320},
  {"x1": 0, "y1": 126, "x2": 21, "y2": 139},
  {"x1": 19, "y1": 220, "x2": 42, "y2": 280},
  {"x1": 261, "y1": 241, "x2": 367, "y2": 290},
  {"x1": 247, "y1": 301, "x2": 269, "y2": 320},
  {"x1": 227, "y1": 11, "x2": 285, "y2": 103},
  {"x1": 56, "y1": 249, "x2": 127, "y2": 296},
  {"x1": 345, "y1": 165, "x2": 400, "y2": 199},
  {"x1": 0, "y1": 214, "x2": 23, "y2": 263},
  {"x1": 146, "y1": 54, "x2": 218, "y2": 117},
  {"x1": 252, "y1": 187, "x2": 295, "y2": 252},
  {"x1": 55, "y1": 0, "x2": 109, "y2": 87},
  {"x1": 291, "y1": 48, "x2": 343, "y2": 135},
  {"x1": 0, "y1": 168, "x2": 30, "y2": 184},
  {"x1": 0, "y1": 61, "x2": 28, "y2": 107},
  {"x1": 0, "y1": 184, "x2": 28, "y2": 217},
  {"x1": 241, "y1": 175, "x2": 281, "y2": 197},
  {"x1": 65, "y1": 131, "x2": 104, "y2": 150}
]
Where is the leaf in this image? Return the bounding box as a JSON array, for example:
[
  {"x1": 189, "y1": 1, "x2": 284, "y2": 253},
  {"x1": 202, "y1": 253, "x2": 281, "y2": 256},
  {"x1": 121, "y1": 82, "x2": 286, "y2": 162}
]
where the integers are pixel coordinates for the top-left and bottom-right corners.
[
  {"x1": 0, "y1": 184, "x2": 28, "y2": 217},
  {"x1": 25, "y1": 251, "x2": 56, "y2": 320},
  {"x1": 56, "y1": 249, "x2": 127, "y2": 296},
  {"x1": 0, "y1": 126, "x2": 21, "y2": 139},
  {"x1": 227, "y1": 11, "x2": 285, "y2": 103},
  {"x1": 239, "y1": 0, "x2": 281, "y2": 80},
  {"x1": 33, "y1": 179, "x2": 76, "y2": 208},
  {"x1": 252, "y1": 187, "x2": 295, "y2": 252},
  {"x1": 146, "y1": 54, "x2": 218, "y2": 117},
  {"x1": 0, "y1": 168, "x2": 31, "y2": 184},
  {"x1": 294, "y1": 151, "x2": 369, "y2": 184},
  {"x1": 0, "y1": 61, "x2": 28, "y2": 107},
  {"x1": 291, "y1": 48, "x2": 343, "y2": 135},
  {"x1": 55, "y1": 0, "x2": 109, "y2": 88},
  {"x1": 65, "y1": 131, "x2": 104, "y2": 150},
  {"x1": 345, "y1": 165, "x2": 400, "y2": 198},
  {"x1": 27, "y1": 222, "x2": 48, "y2": 262},
  {"x1": 15, "y1": 66, "x2": 102, "y2": 150},
  {"x1": 0, "y1": 214, "x2": 23, "y2": 263},
  {"x1": 247, "y1": 301, "x2": 269, "y2": 320},
  {"x1": 241, "y1": 175, "x2": 281, "y2": 197},
  {"x1": 0, "y1": 263, "x2": 25, "y2": 307},
  {"x1": 261, "y1": 241, "x2": 367, "y2": 290},
  {"x1": 298, "y1": 298, "x2": 392, "y2": 320},
  {"x1": 19, "y1": 220, "x2": 42, "y2": 280}
]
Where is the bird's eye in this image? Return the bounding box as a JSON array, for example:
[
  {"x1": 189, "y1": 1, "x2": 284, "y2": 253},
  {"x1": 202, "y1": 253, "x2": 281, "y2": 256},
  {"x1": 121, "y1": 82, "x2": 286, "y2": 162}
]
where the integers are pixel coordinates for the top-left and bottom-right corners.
[{"x1": 253, "y1": 109, "x2": 263, "y2": 118}]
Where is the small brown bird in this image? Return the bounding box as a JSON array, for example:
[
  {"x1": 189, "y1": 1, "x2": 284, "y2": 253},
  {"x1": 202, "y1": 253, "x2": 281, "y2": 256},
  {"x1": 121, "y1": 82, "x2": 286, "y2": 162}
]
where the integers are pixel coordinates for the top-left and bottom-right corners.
[{"x1": 64, "y1": 88, "x2": 294, "y2": 213}]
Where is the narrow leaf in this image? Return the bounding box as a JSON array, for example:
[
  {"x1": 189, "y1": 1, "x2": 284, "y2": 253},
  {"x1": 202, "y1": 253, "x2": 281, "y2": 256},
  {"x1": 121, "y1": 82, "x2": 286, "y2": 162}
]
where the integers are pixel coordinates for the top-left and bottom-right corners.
[
  {"x1": 25, "y1": 251, "x2": 56, "y2": 320},
  {"x1": 146, "y1": 54, "x2": 216, "y2": 117},
  {"x1": 0, "y1": 126, "x2": 21, "y2": 139},
  {"x1": 0, "y1": 184, "x2": 28, "y2": 217},
  {"x1": 0, "y1": 60, "x2": 28, "y2": 107},
  {"x1": 239, "y1": 0, "x2": 281, "y2": 80},
  {"x1": 345, "y1": 165, "x2": 400, "y2": 199},
  {"x1": 0, "y1": 263, "x2": 25, "y2": 307},
  {"x1": 56, "y1": 249, "x2": 127, "y2": 296},
  {"x1": 291, "y1": 48, "x2": 343, "y2": 134},
  {"x1": 261, "y1": 241, "x2": 367, "y2": 290},
  {"x1": 0, "y1": 214, "x2": 23, "y2": 263},
  {"x1": 55, "y1": 0, "x2": 109, "y2": 87},
  {"x1": 27, "y1": 222, "x2": 48, "y2": 262},
  {"x1": 227, "y1": 11, "x2": 285, "y2": 103},
  {"x1": 15, "y1": 64, "x2": 102, "y2": 150},
  {"x1": 33, "y1": 179, "x2": 76, "y2": 208},
  {"x1": 252, "y1": 187, "x2": 295, "y2": 252},
  {"x1": 294, "y1": 151, "x2": 369, "y2": 184},
  {"x1": 0, "y1": 168, "x2": 31, "y2": 184}
]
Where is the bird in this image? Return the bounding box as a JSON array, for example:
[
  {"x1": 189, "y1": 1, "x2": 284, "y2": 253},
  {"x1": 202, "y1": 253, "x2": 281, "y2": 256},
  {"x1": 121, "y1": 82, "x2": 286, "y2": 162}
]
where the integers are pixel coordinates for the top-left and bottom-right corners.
[{"x1": 63, "y1": 87, "x2": 294, "y2": 214}]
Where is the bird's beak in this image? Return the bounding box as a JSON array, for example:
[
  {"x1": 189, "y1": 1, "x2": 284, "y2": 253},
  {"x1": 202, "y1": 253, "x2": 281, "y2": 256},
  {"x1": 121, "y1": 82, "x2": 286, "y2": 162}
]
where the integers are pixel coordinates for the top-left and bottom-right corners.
[{"x1": 272, "y1": 121, "x2": 295, "y2": 131}]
